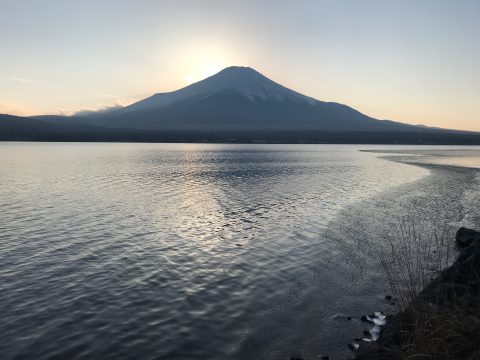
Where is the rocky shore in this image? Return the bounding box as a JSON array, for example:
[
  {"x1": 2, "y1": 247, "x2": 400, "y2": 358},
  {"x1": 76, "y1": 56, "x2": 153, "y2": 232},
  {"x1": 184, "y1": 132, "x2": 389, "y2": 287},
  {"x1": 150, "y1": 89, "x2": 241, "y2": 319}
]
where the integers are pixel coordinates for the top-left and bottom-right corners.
[{"x1": 355, "y1": 227, "x2": 480, "y2": 360}]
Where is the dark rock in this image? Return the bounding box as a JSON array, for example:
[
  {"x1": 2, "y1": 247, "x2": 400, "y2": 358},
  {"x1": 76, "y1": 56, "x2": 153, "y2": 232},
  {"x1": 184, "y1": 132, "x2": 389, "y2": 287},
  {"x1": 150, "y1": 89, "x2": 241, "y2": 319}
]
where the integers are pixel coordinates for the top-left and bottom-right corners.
[
  {"x1": 333, "y1": 313, "x2": 353, "y2": 321},
  {"x1": 456, "y1": 227, "x2": 480, "y2": 248},
  {"x1": 384, "y1": 295, "x2": 392, "y2": 301},
  {"x1": 289, "y1": 357, "x2": 303, "y2": 360},
  {"x1": 320, "y1": 356, "x2": 329, "y2": 360},
  {"x1": 360, "y1": 313, "x2": 377, "y2": 324},
  {"x1": 348, "y1": 343, "x2": 359, "y2": 351}
]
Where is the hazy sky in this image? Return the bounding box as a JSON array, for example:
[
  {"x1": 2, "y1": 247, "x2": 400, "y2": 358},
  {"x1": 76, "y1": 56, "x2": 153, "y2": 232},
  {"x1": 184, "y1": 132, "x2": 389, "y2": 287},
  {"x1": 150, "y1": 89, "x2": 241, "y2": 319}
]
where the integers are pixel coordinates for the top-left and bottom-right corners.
[{"x1": 1, "y1": 0, "x2": 479, "y2": 130}]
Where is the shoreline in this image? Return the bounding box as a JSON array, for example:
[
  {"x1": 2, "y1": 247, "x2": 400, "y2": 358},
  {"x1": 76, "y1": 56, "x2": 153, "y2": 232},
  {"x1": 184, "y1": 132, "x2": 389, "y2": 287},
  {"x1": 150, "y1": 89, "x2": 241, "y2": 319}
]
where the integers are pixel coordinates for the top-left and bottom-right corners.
[
  {"x1": 318, "y1": 154, "x2": 480, "y2": 359},
  {"x1": 351, "y1": 154, "x2": 480, "y2": 359}
]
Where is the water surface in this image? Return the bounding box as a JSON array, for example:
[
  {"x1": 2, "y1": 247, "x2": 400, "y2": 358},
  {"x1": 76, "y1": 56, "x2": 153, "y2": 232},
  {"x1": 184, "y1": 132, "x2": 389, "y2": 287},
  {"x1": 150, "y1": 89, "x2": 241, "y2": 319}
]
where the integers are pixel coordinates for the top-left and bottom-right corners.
[{"x1": 1, "y1": 143, "x2": 479, "y2": 359}]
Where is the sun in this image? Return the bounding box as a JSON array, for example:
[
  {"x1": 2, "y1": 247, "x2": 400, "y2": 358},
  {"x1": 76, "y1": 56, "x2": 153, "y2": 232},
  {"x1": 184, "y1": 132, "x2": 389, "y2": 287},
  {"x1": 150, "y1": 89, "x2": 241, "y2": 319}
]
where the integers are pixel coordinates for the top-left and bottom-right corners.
[
  {"x1": 200, "y1": 63, "x2": 224, "y2": 79},
  {"x1": 174, "y1": 40, "x2": 240, "y2": 85},
  {"x1": 182, "y1": 62, "x2": 226, "y2": 85}
]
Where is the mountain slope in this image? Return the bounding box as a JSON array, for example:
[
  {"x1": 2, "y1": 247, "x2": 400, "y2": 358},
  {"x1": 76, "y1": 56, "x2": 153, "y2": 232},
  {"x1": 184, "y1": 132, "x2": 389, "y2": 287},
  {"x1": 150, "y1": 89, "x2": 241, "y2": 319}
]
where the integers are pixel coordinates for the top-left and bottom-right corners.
[
  {"x1": 84, "y1": 66, "x2": 429, "y2": 132},
  {"x1": 88, "y1": 90, "x2": 403, "y2": 131}
]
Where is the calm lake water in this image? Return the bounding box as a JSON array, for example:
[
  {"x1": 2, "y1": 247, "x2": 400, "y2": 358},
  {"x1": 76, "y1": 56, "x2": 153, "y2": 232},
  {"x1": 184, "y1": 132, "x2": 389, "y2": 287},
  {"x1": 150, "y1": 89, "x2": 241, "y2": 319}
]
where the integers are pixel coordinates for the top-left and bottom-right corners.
[{"x1": 1, "y1": 143, "x2": 480, "y2": 359}]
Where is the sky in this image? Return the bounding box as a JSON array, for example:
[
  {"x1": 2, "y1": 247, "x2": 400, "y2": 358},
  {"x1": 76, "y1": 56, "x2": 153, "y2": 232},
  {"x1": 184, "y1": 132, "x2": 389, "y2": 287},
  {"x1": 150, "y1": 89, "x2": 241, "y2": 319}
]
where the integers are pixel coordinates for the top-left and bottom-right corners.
[{"x1": 0, "y1": 0, "x2": 479, "y2": 131}]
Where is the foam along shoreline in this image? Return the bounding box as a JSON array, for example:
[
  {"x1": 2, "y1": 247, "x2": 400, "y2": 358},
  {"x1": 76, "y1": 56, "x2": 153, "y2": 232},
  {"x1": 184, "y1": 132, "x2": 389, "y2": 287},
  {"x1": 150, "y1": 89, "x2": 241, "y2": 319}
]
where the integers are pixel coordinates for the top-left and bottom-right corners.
[
  {"x1": 354, "y1": 227, "x2": 480, "y2": 360},
  {"x1": 361, "y1": 312, "x2": 386, "y2": 341},
  {"x1": 347, "y1": 311, "x2": 387, "y2": 352},
  {"x1": 360, "y1": 148, "x2": 480, "y2": 170}
]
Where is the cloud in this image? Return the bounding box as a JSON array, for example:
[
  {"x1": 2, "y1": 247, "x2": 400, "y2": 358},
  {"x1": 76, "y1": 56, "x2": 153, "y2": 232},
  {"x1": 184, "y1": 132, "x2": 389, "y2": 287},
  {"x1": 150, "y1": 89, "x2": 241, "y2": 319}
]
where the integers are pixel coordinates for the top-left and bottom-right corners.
[
  {"x1": 71, "y1": 102, "x2": 127, "y2": 117},
  {"x1": 92, "y1": 92, "x2": 137, "y2": 101},
  {"x1": 2, "y1": 76, "x2": 36, "y2": 84},
  {"x1": 69, "y1": 94, "x2": 137, "y2": 117},
  {"x1": 2, "y1": 75, "x2": 71, "y2": 91},
  {"x1": 1, "y1": 75, "x2": 138, "y2": 116}
]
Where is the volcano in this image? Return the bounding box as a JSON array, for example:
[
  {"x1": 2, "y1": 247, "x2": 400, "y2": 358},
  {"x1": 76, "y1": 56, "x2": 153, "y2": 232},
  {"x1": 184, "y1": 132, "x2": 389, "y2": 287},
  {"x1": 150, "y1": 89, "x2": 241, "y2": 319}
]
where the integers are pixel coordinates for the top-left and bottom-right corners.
[{"x1": 82, "y1": 66, "x2": 423, "y2": 132}]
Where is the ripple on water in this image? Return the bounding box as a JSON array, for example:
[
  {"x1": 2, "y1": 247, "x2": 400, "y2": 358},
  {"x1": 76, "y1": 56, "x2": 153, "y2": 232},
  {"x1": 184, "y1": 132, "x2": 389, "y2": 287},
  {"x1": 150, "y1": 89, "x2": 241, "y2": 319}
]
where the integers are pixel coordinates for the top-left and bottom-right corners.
[{"x1": 3, "y1": 143, "x2": 472, "y2": 360}]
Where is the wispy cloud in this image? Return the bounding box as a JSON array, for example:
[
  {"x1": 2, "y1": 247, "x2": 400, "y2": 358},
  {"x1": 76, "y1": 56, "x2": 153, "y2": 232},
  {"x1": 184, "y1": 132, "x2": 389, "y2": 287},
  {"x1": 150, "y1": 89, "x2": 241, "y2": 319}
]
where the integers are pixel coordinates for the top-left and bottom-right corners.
[
  {"x1": 92, "y1": 92, "x2": 138, "y2": 103},
  {"x1": 2, "y1": 75, "x2": 137, "y2": 102},
  {"x1": 1, "y1": 76, "x2": 37, "y2": 84},
  {"x1": 71, "y1": 103, "x2": 126, "y2": 117},
  {"x1": 60, "y1": 97, "x2": 138, "y2": 116},
  {"x1": 1, "y1": 75, "x2": 69, "y2": 89},
  {"x1": 1, "y1": 75, "x2": 138, "y2": 115}
]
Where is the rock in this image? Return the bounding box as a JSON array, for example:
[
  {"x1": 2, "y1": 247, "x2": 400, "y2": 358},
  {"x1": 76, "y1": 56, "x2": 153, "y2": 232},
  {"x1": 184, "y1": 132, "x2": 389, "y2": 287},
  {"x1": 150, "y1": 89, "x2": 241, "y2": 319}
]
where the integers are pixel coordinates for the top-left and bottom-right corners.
[
  {"x1": 384, "y1": 295, "x2": 392, "y2": 301},
  {"x1": 360, "y1": 312, "x2": 386, "y2": 326},
  {"x1": 456, "y1": 227, "x2": 480, "y2": 248},
  {"x1": 348, "y1": 343, "x2": 359, "y2": 351},
  {"x1": 332, "y1": 313, "x2": 352, "y2": 321}
]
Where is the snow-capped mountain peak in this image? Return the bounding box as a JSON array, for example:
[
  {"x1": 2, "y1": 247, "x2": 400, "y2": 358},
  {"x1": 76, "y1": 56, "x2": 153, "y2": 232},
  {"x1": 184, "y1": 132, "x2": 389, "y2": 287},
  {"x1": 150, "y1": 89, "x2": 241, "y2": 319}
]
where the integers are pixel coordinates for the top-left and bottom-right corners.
[{"x1": 121, "y1": 66, "x2": 317, "y2": 113}]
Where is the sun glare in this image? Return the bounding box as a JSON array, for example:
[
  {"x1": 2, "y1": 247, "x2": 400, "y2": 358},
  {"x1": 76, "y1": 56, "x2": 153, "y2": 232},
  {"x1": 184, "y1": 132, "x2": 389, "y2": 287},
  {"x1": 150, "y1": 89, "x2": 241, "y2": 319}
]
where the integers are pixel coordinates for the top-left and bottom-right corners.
[{"x1": 181, "y1": 62, "x2": 225, "y2": 85}]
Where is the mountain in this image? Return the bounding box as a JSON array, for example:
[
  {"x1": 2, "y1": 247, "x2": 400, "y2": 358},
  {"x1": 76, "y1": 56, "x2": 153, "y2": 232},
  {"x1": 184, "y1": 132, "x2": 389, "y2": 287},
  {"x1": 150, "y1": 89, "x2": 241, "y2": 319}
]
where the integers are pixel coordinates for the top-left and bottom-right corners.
[
  {"x1": 122, "y1": 66, "x2": 317, "y2": 113},
  {"x1": 82, "y1": 66, "x2": 429, "y2": 132},
  {"x1": 2, "y1": 66, "x2": 480, "y2": 143}
]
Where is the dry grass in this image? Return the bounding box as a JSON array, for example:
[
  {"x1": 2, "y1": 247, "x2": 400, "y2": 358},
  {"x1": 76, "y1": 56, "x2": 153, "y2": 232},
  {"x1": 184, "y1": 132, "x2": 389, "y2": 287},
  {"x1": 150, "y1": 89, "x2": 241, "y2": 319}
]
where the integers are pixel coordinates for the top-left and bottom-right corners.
[
  {"x1": 397, "y1": 301, "x2": 480, "y2": 359},
  {"x1": 378, "y1": 218, "x2": 453, "y2": 312},
  {"x1": 376, "y1": 218, "x2": 480, "y2": 360}
]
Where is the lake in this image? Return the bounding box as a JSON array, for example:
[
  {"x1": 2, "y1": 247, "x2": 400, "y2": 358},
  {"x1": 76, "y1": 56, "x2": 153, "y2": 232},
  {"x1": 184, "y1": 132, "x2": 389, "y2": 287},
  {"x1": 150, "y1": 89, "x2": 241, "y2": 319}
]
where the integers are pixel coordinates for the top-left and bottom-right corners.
[{"x1": 1, "y1": 143, "x2": 480, "y2": 359}]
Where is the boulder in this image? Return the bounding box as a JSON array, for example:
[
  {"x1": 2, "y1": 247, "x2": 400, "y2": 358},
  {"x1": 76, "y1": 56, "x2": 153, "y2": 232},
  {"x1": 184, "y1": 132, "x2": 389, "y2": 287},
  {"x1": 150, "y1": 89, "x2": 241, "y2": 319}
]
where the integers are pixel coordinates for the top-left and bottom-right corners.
[{"x1": 456, "y1": 227, "x2": 480, "y2": 248}]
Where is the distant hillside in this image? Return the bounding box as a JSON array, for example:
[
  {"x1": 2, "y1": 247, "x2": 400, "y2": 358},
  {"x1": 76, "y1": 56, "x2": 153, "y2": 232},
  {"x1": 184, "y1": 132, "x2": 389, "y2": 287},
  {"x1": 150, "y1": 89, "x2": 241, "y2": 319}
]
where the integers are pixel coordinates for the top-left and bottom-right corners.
[
  {"x1": 2, "y1": 113, "x2": 480, "y2": 144},
  {"x1": 0, "y1": 114, "x2": 116, "y2": 141}
]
